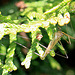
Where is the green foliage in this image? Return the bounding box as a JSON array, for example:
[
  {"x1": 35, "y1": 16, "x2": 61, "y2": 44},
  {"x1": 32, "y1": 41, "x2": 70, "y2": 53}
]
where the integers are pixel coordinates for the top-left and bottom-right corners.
[
  {"x1": 50, "y1": 49, "x2": 55, "y2": 57},
  {"x1": 0, "y1": 0, "x2": 75, "y2": 74}
]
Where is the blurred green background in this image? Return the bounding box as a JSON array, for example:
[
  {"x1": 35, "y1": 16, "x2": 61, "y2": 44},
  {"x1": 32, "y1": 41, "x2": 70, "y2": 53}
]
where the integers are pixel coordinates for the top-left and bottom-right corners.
[{"x1": 0, "y1": 0, "x2": 75, "y2": 75}]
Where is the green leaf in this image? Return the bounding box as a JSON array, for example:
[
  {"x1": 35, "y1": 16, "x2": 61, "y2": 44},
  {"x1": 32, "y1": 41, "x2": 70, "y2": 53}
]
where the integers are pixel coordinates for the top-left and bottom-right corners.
[
  {"x1": 2, "y1": 69, "x2": 8, "y2": 75},
  {"x1": 50, "y1": 49, "x2": 55, "y2": 57},
  {"x1": 47, "y1": 55, "x2": 61, "y2": 70},
  {"x1": 21, "y1": 49, "x2": 33, "y2": 69}
]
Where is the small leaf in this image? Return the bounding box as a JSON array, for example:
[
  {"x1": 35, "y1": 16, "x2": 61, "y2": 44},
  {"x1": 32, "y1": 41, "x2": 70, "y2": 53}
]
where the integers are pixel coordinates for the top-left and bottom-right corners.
[
  {"x1": 2, "y1": 69, "x2": 8, "y2": 75},
  {"x1": 50, "y1": 49, "x2": 55, "y2": 57},
  {"x1": 21, "y1": 49, "x2": 33, "y2": 69},
  {"x1": 36, "y1": 43, "x2": 44, "y2": 59},
  {"x1": 47, "y1": 55, "x2": 61, "y2": 70}
]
